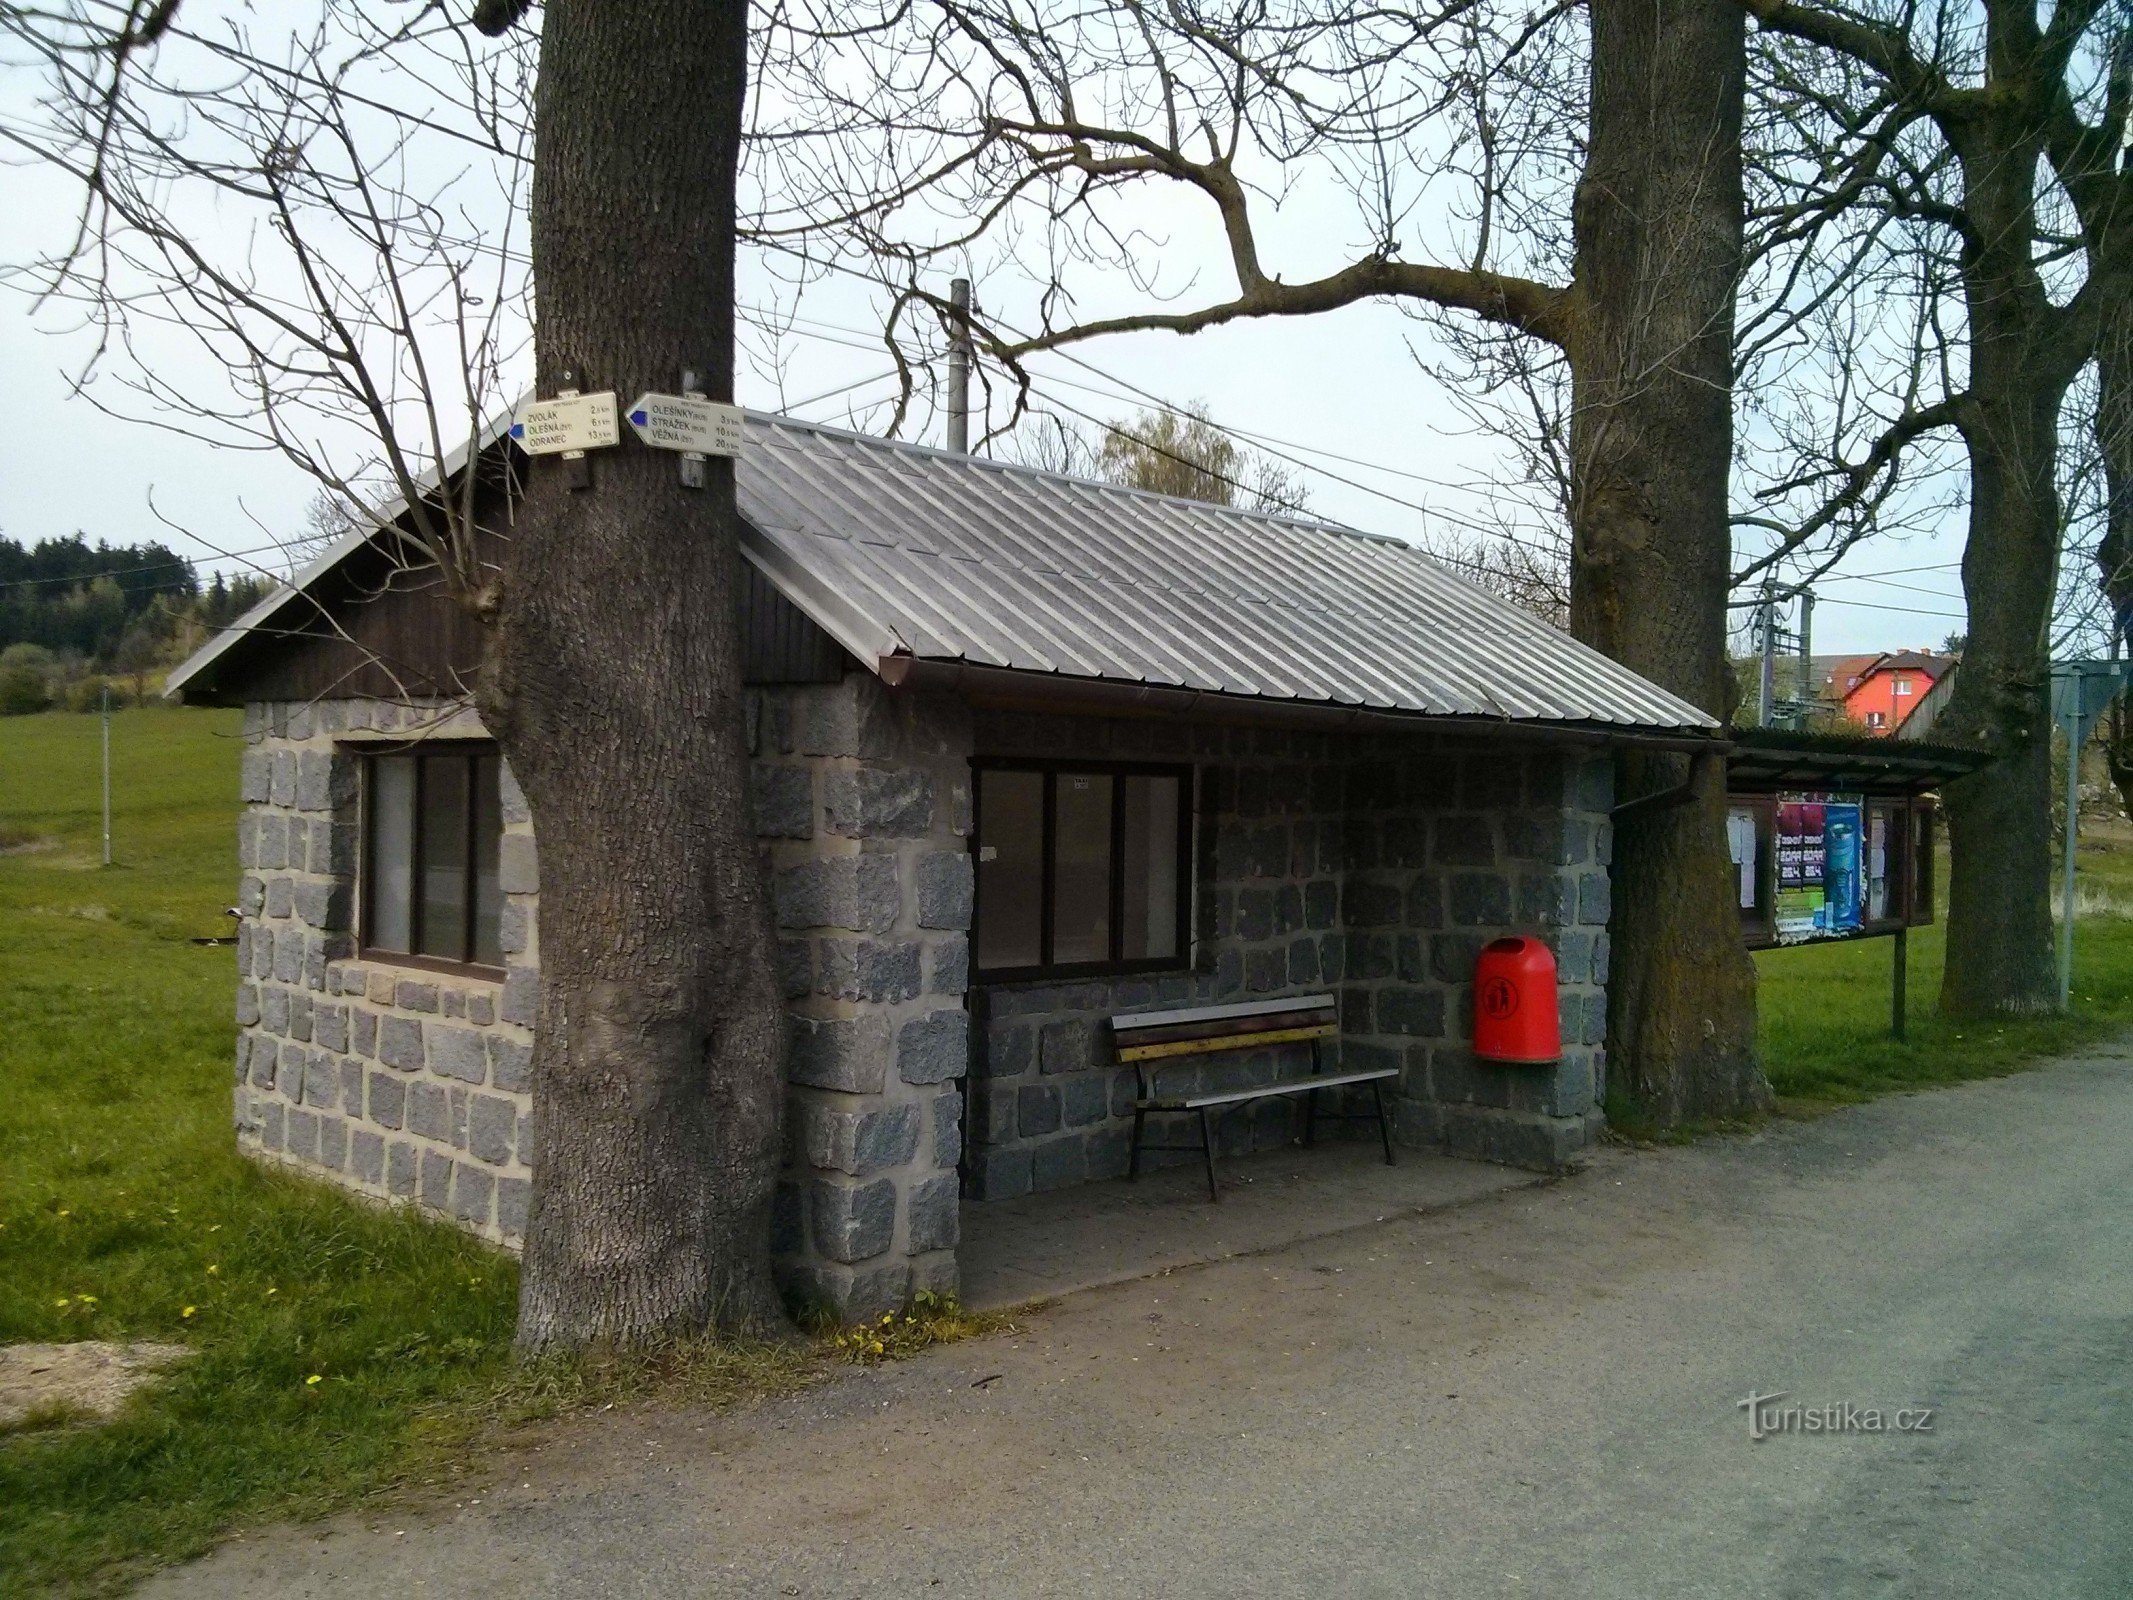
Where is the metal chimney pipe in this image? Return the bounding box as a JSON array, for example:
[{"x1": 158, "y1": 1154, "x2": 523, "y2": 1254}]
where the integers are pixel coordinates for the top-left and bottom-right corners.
[{"x1": 947, "y1": 277, "x2": 971, "y2": 455}]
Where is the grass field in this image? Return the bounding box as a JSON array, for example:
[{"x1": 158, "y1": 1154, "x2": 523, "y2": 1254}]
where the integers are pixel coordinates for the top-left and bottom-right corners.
[
  {"x1": 0, "y1": 708, "x2": 524, "y2": 1596},
  {"x1": 0, "y1": 707, "x2": 991, "y2": 1598},
  {"x1": 1755, "y1": 910, "x2": 2133, "y2": 1106},
  {"x1": 1752, "y1": 809, "x2": 2133, "y2": 1106},
  {"x1": 5, "y1": 706, "x2": 2133, "y2": 1592}
]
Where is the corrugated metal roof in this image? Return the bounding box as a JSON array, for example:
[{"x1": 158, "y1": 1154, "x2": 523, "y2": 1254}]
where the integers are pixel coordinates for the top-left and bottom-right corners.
[
  {"x1": 169, "y1": 407, "x2": 1718, "y2": 735},
  {"x1": 735, "y1": 414, "x2": 1716, "y2": 733}
]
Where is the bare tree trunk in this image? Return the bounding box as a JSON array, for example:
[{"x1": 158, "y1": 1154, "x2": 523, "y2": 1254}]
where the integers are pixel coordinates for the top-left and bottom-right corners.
[
  {"x1": 1934, "y1": 136, "x2": 2068, "y2": 1019},
  {"x1": 1570, "y1": 0, "x2": 1768, "y2": 1120},
  {"x1": 484, "y1": 0, "x2": 787, "y2": 1349}
]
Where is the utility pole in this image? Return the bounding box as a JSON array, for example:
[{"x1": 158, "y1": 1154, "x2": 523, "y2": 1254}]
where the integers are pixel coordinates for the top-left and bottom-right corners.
[
  {"x1": 1757, "y1": 581, "x2": 1777, "y2": 727},
  {"x1": 100, "y1": 682, "x2": 112, "y2": 867},
  {"x1": 1795, "y1": 588, "x2": 1814, "y2": 728},
  {"x1": 946, "y1": 277, "x2": 972, "y2": 455}
]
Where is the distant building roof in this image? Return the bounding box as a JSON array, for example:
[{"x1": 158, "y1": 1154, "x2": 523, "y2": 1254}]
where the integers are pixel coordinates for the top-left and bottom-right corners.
[
  {"x1": 1867, "y1": 650, "x2": 1956, "y2": 679},
  {"x1": 1817, "y1": 653, "x2": 1883, "y2": 699},
  {"x1": 170, "y1": 410, "x2": 1718, "y2": 738}
]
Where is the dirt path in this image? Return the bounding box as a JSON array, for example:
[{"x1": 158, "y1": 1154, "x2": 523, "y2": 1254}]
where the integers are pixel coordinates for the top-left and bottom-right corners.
[{"x1": 143, "y1": 1047, "x2": 2133, "y2": 1598}]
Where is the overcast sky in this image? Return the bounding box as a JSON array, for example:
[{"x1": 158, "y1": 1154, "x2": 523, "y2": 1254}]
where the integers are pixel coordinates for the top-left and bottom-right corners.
[{"x1": 0, "y1": 21, "x2": 1973, "y2": 661}]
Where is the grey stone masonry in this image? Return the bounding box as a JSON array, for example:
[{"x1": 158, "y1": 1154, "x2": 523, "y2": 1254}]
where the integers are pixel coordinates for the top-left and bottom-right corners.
[
  {"x1": 752, "y1": 674, "x2": 970, "y2": 1318},
  {"x1": 229, "y1": 699, "x2": 537, "y2": 1250},
  {"x1": 227, "y1": 675, "x2": 1617, "y2": 1322},
  {"x1": 230, "y1": 679, "x2": 969, "y2": 1321},
  {"x1": 963, "y1": 711, "x2": 1613, "y2": 1191}
]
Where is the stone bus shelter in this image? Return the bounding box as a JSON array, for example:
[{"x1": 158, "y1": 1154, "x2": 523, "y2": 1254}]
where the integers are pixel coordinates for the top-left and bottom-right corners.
[{"x1": 169, "y1": 411, "x2": 1719, "y2": 1318}]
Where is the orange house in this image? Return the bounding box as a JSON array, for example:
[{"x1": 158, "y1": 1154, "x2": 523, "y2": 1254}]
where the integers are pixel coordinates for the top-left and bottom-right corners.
[{"x1": 1823, "y1": 650, "x2": 1957, "y2": 735}]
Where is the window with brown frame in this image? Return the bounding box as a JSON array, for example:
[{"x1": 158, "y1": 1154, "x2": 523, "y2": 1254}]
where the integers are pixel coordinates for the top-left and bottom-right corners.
[
  {"x1": 360, "y1": 746, "x2": 504, "y2": 971},
  {"x1": 972, "y1": 761, "x2": 1192, "y2": 980}
]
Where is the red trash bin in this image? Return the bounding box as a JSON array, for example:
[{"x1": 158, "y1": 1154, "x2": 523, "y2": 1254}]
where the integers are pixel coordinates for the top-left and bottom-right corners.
[{"x1": 1473, "y1": 936, "x2": 1560, "y2": 1065}]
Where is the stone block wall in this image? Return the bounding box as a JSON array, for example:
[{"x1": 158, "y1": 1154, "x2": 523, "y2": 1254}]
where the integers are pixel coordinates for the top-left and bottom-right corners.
[
  {"x1": 962, "y1": 712, "x2": 1347, "y2": 1199},
  {"x1": 225, "y1": 676, "x2": 1617, "y2": 1316},
  {"x1": 752, "y1": 676, "x2": 973, "y2": 1318},
  {"x1": 229, "y1": 699, "x2": 538, "y2": 1247},
  {"x1": 963, "y1": 711, "x2": 1616, "y2": 1190},
  {"x1": 228, "y1": 680, "x2": 973, "y2": 1319},
  {"x1": 1337, "y1": 733, "x2": 1614, "y2": 1170}
]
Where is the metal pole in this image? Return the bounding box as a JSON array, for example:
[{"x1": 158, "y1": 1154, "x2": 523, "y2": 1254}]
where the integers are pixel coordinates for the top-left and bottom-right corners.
[
  {"x1": 1795, "y1": 588, "x2": 1814, "y2": 729},
  {"x1": 2060, "y1": 698, "x2": 2081, "y2": 1009},
  {"x1": 100, "y1": 683, "x2": 112, "y2": 867},
  {"x1": 1891, "y1": 925, "x2": 1907, "y2": 1041},
  {"x1": 677, "y1": 366, "x2": 707, "y2": 490},
  {"x1": 2115, "y1": 630, "x2": 2126, "y2": 765},
  {"x1": 1757, "y1": 584, "x2": 1776, "y2": 727},
  {"x1": 947, "y1": 277, "x2": 971, "y2": 455}
]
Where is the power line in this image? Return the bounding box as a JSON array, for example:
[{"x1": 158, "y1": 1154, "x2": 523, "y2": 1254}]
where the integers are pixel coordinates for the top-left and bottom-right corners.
[
  {"x1": 1811, "y1": 594, "x2": 1966, "y2": 620},
  {"x1": 781, "y1": 366, "x2": 909, "y2": 415},
  {"x1": 746, "y1": 297, "x2": 1519, "y2": 513},
  {"x1": 757, "y1": 313, "x2": 1572, "y2": 566},
  {"x1": 753, "y1": 299, "x2": 1503, "y2": 501},
  {"x1": 1017, "y1": 360, "x2": 1506, "y2": 502},
  {"x1": 743, "y1": 250, "x2": 1993, "y2": 607},
  {"x1": 743, "y1": 245, "x2": 1572, "y2": 565},
  {"x1": 734, "y1": 324, "x2": 1522, "y2": 580},
  {"x1": 1818, "y1": 558, "x2": 1961, "y2": 580},
  {"x1": 1808, "y1": 571, "x2": 1963, "y2": 603}
]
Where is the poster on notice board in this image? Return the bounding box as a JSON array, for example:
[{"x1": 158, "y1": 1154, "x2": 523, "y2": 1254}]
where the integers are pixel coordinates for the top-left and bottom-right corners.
[{"x1": 1774, "y1": 795, "x2": 1864, "y2": 943}]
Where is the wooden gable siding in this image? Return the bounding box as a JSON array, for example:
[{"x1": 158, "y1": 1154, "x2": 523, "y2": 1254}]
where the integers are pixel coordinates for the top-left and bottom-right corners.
[
  {"x1": 195, "y1": 522, "x2": 849, "y2": 705},
  {"x1": 220, "y1": 534, "x2": 485, "y2": 705},
  {"x1": 739, "y1": 556, "x2": 848, "y2": 684}
]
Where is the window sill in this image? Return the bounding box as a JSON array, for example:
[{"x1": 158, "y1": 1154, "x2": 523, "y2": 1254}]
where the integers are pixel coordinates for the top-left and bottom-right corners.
[{"x1": 355, "y1": 948, "x2": 508, "y2": 983}]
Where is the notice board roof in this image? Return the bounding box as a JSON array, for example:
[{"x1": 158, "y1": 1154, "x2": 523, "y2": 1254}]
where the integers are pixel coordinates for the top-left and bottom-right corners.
[{"x1": 1727, "y1": 729, "x2": 1986, "y2": 797}]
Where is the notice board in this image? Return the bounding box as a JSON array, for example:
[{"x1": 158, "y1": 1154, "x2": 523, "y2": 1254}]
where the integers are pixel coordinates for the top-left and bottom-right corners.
[{"x1": 1728, "y1": 790, "x2": 1933, "y2": 949}]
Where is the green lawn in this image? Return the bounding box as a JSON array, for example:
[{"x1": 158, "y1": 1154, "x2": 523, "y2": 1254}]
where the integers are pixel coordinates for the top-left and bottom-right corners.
[
  {"x1": 4, "y1": 708, "x2": 2131, "y2": 1591},
  {"x1": 1756, "y1": 908, "x2": 2133, "y2": 1105},
  {"x1": 0, "y1": 709, "x2": 521, "y2": 1597},
  {"x1": 0, "y1": 707, "x2": 975, "y2": 1598}
]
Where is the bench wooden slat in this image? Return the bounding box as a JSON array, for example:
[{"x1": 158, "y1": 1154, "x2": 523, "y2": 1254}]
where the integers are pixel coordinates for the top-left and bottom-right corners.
[
  {"x1": 1118, "y1": 1023, "x2": 1338, "y2": 1063},
  {"x1": 1113, "y1": 1011, "x2": 1338, "y2": 1054},
  {"x1": 1139, "y1": 1065, "x2": 1401, "y2": 1111},
  {"x1": 1108, "y1": 993, "x2": 1336, "y2": 1033}
]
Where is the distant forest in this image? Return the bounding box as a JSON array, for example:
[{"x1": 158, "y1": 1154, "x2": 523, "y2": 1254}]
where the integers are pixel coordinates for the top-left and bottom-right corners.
[{"x1": 0, "y1": 535, "x2": 276, "y2": 713}]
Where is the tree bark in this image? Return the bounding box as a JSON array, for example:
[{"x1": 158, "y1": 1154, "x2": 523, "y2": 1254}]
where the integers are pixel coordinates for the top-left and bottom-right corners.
[
  {"x1": 1933, "y1": 105, "x2": 2070, "y2": 1019},
  {"x1": 1569, "y1": 0, "x2": 1768, "y2": 1120},
  {"x1": 484, "y1": 0, "x2": 787, "y2": 1349}
]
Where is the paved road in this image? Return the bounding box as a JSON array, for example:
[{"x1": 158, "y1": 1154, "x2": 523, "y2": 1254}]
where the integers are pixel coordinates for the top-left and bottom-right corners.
[{"x1": 148, "y1": 1048, "x2": 2133, "y2": 1599}]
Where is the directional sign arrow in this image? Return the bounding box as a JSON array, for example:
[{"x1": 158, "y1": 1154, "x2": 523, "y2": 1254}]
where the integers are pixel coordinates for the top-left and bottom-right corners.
[
  {"x1": 625, "y1": 392, "x2": 743, "y2": 457},
  {"x1": 510, "y1": 391, "x2": 620, "y2": 456}
]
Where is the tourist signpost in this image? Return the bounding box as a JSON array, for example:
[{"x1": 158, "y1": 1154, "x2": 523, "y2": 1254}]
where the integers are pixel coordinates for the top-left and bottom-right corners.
[
  {"x1": 627, "y1": 384, "x2": 741, "y2": 489},
  {"x1": 625, "y1": 392, "x2": 742, "y2": 456},
  {"x1": 509, "y1": 390, "x2": 619, "y2": 457}
]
